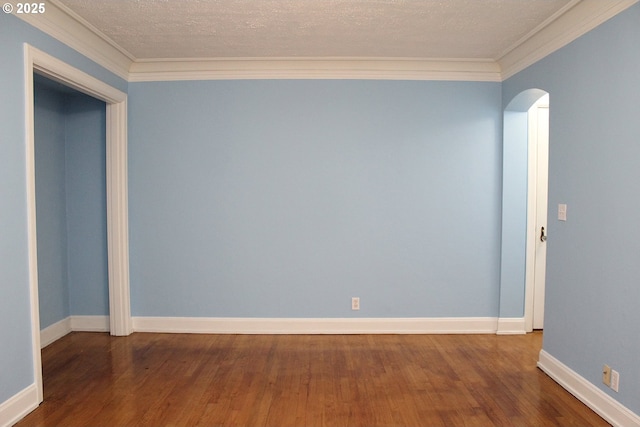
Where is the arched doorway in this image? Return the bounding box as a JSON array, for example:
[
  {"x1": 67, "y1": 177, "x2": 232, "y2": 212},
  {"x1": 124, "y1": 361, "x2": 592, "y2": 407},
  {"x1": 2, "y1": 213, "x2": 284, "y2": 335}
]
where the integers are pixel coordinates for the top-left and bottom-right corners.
[{"x1": 498, "y1": 88, "x2": 550, "y2": 334}]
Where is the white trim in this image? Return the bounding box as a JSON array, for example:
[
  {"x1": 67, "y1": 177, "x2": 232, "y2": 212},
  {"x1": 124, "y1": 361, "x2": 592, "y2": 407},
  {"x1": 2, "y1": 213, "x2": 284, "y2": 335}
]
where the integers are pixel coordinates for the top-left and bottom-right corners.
[
  {"x1": 24, "y1": 43, "x2": 44, "y2": 405},
  {"x1": 105, "y1": 100, "x2": 132, "y2": 336},
  {"x1": 14, "y1": 0, "x2": 638, "y2": 82},
  {"x1": 40, "y1": 317, "x2": 71, "y2": 348},
  {"x1": 499, "y1": 0, "x2": 639, "y2": 79},
  {"x1": 495, "y1": 0, "x2": 582, "y2": 61},
  {"x1": 29, "y1": 46, "x2": 126, "y2": 102},
  {"x1": 15, "y1": 0, "x2": 132, "y2": 80},
  {"x1": 524, "y1": 101, "x2": 540, "y2": 332},
  {"x1": 128, "y1": 58, "x2": 501, "y2": 82},
  {"x1": 0, "y1": 384, "x2": 39, "y2": 427},
  {"x1": 132, "y1": 317, "x2": 498, "y2": 335},
  {"x1": 538, "y1": 350, "x2": 640, "y2": 427},
  {"x1": 524, "y1": 102, "x2": 539, "y2": 332},
  {"x1": 39, "y1": 316, "x2": 110, "y2": 348},
  {"x1": 496, "y1": 317, "x2": 526, "y2": 335},
  {"x1": 70, "y1": 315, "x2": 110, "y2": 332}
]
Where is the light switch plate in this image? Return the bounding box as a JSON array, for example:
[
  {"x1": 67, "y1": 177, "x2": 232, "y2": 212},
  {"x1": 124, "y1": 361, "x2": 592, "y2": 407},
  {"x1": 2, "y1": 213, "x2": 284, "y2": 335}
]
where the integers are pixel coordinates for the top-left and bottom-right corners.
[{"x1": 611, "y1": 369, "x2": 620, "y2": 392}]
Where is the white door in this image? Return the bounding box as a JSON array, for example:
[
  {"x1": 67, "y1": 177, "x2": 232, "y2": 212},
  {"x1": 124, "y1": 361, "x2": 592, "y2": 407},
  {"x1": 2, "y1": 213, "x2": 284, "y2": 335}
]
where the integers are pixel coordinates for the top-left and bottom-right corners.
[{"x1": 531, "y1": 101, "x2": 549, "y2": 329}]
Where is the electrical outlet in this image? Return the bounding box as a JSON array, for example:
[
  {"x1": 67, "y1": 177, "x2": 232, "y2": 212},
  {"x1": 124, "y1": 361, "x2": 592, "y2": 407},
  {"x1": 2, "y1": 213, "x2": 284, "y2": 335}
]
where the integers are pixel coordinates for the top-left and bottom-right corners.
[
  {"x1": 351, "y1": 297, "x2": 360, "y2": 311},
  {"x1": 611, "y1": 369, "x2": 620, "y2": 392},
  {"x1": 558, "y1": 204, "x2": 567, "y2": 221},
  {"x1": 603, "y1": 365, "x2": 611, "y2": 387}
]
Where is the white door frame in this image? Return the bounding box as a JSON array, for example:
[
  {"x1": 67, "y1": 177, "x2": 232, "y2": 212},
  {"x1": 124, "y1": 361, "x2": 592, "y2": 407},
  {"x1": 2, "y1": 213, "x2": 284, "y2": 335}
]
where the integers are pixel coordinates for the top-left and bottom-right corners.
[
  {"x1": 24, "y1": 44, "x2": 132, "y2": 403},
  {"x1": 524, "y1": 95, "x2": 549, "y2": 332}
]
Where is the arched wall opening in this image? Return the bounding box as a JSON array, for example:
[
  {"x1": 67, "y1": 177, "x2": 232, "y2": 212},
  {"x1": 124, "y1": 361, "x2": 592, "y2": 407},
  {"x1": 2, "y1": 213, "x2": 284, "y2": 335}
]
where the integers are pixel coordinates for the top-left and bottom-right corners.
[{"x1": 498, "y1": 88, "x2": 549, "y2": 334}]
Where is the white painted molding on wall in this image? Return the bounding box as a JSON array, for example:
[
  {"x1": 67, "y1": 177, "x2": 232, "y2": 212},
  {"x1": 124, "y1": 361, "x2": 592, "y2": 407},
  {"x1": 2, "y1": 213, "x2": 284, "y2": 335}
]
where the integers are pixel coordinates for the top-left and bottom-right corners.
[
  {"x1": 127, "y1": 58, "x2": 502, "y2": 82},
  {"x1": 538, "y1": 350, "x2": 640, "y2": 427},
  {"x1": 499, "y1": 0, "x2": 639, "y2": 79},
  {"x1": 40, "y1": 317, "x2": 72, "y2": 348},
  {"x1": 132, "y1": 317, "x2": 499, "y2": 335},
  {"x1": 15, "y1": 0, "x2": 132, "y2": 80},
  {"x1": 105, "y1": 99, "x2": 133, "y2": 337},
  {"x1": 70, "y1": 315, "x2": 110, "y2": 332},
  {"x1": 496, "y1": 317, "x2": 526, "y2": 335},
  {"x1": 40, "y1": 316, "x2": 110, "y2": 348},
  {"x1": 23, "y1": 44, "x2": 43, "y2": 404},
  {"x1": 14, "y1": 0, "x2": 640, "y2": 82},
  {"x1": 0, "y1": 384, "x2": 39, "y2": 427}
]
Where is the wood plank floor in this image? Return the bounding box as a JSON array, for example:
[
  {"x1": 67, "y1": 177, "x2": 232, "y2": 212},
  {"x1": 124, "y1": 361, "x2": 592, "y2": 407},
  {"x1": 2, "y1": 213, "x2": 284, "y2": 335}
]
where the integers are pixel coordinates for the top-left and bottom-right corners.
[{"x1": 16, "y1": 332, "x2": 608, "y2": 427}]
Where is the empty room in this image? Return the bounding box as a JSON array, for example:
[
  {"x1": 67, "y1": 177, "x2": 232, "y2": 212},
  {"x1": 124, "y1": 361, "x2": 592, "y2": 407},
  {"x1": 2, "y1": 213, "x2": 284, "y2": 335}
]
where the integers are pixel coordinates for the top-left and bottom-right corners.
[{"x1": 1, "y1": 1, "x2": 639, "y2": 426}]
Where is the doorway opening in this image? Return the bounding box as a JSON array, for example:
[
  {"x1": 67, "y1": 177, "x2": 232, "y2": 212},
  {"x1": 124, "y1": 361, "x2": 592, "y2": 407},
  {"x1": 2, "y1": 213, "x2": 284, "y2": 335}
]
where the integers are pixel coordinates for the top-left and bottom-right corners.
[
  {"x1": 525, "y1": 95, "x2": 549, "y2": 331},
  {"x1": 24, "y1": 45, "x2": 131, "y2": 404},
  {"x1": 34, "y1": 73, "x2": 109, "y2": 344},
  {"x1": 499, "y1": 88, "x2": 550, "y2": 334}
]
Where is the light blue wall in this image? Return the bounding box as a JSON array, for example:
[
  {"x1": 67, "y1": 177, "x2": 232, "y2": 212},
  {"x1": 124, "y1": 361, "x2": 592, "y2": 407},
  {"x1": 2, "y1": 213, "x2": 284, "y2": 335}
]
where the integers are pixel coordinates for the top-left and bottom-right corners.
[
  {"x1": 65, "y1": 93, "x2": 109, "y2": 316},
  {"x1": 503, "y1": 3, "x2": 640, "y2": 413},
  {"x1": 498, "y1": 111, "x2": 528, "y2": 318},
  {"x1": 34, "y1": 80, "x2": 70, "y2": 329},
  {"x1": 35, "y1": 79, "x2": 109, "y2": 329},
  {"x1": 0, "y1": 12, "x2": 125, "y2": 404},
  {"x1": 6, "y1": 2, "x2": 640, "y2": 417},
  {"x1": 129, "y1": 80, "x2": 503, "y2": 318}
]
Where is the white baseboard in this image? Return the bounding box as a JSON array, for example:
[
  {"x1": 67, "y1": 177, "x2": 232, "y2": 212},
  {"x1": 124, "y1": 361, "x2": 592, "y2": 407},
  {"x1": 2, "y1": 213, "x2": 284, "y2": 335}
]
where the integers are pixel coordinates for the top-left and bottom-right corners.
[
  {"x1": 40, "y1": 317, "x2": 72, "y2": 348},
  {"x1": 0, "y1": 384, "x2": 39, "y2": 427},
  {"x1": 538, "y1": 350, "x2": 640, "y2": 427},
  {"x1": 69, "y1": 315, "x2": 110, "y2": 332},
  {"x1": 132, "y1": 316, "x2": 499, "y2": 334},
  {"x1": 40, "y1": 315, "x2": 110, "y2": 348},
  {"x1": 496, "y1": 317, "x2": 526, "y2": 335}
]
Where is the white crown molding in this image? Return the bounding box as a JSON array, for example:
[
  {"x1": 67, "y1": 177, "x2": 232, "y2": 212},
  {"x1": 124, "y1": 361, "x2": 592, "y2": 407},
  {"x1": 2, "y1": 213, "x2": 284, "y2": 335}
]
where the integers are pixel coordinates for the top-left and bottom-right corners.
[
  {"x1": 132, "y1": 316, "x2": 499, "y2": 334},
  {"x1": 538, "y1": 350, "x2": 640, "y2": 427},
  {"x1": 128, "y1": 58, "x2": 502, "y2": 82},
  {"x1": 496, "y1": 0, "x2": 582, "y2": 62},
  {"x1": 15, "y1": 0, "x2": 133, "y2": 80},
  {"x1": 499, "y1": 0, "x2": 639, "y2": 80},
  {"x1": 14, "y1": 0, "x2": 639, "y2": 82},
  {"x1": 0, "y1": 384, "x2": 39, "y2": 427}
]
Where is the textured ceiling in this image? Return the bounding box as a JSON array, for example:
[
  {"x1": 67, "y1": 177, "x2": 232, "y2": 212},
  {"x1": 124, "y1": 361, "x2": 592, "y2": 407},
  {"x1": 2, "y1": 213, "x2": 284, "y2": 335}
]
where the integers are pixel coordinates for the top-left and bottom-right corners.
[{"x1": 55, "y1": 0, "x2": 573, "y2": 61}]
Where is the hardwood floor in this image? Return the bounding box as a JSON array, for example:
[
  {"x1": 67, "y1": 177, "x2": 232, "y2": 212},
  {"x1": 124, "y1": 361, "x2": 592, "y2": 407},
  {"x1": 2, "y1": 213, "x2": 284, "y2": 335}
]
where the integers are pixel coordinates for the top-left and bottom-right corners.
[{"x1": 16, "y1": 332, "x2": 608, "y2": 427}]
